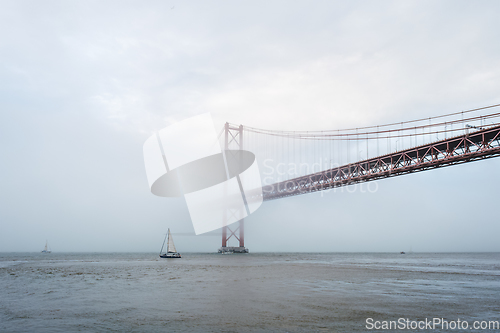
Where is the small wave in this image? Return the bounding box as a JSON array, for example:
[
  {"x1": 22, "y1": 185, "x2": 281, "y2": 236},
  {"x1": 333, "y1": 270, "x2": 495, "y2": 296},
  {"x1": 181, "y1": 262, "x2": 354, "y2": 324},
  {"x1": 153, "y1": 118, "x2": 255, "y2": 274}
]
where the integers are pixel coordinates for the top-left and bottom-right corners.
[{"x1": 0, "y1": 261, "x2": 28, "y2": 268}]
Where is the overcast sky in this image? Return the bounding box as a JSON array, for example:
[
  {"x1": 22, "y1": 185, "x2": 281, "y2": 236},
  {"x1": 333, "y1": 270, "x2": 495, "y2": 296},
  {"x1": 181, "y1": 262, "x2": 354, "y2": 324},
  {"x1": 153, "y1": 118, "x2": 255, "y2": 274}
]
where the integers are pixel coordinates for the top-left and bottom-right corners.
[{"x1": 1, "y1": 0, "x2": 500, "y2": 252}]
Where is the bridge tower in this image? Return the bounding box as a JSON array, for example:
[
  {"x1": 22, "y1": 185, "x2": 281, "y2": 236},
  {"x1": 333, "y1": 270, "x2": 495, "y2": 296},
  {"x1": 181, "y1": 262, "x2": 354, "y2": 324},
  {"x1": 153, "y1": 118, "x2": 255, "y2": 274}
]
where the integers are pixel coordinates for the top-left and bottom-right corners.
[{"x1": 218, "y1": 122, "x2": 248, "y2": 254}]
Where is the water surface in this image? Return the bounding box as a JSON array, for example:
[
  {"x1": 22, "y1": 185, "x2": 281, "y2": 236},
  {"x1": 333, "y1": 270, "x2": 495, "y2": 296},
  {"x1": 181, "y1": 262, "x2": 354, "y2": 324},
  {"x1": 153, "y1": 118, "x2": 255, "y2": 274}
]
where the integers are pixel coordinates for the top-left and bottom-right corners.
[{"x1": 1, "y1": 252, "x2": 499, "y2": 332}]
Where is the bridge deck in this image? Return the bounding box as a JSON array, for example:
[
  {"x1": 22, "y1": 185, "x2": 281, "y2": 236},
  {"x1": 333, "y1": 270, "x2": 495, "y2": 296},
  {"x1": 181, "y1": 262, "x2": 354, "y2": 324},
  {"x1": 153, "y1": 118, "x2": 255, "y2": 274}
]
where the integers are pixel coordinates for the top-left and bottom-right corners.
[{"x1": 262, "y1": 125, "x2": 500, "y2": 201}]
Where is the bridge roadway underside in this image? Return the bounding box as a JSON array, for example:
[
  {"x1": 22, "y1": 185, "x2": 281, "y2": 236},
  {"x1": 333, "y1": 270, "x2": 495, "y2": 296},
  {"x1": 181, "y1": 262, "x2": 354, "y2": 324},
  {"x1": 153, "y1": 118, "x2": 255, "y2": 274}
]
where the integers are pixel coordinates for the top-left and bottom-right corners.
[{"x1": 262, "y1": 125, "x2": 500, "y2": 201}]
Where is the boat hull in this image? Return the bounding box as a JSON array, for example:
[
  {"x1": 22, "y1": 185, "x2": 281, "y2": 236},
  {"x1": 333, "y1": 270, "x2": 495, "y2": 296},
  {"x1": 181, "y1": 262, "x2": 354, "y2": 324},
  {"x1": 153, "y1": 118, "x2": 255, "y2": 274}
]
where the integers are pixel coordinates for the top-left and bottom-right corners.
[{"x1": 159, "y1": 253, "x2": 181, "y2": 258}]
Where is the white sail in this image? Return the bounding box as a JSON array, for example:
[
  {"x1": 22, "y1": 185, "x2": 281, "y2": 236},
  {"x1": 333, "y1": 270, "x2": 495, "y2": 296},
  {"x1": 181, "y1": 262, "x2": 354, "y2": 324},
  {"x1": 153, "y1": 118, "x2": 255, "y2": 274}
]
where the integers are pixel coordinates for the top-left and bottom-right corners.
[
  {"x1": 167, "y1": 229, "x2": 177, "y2": 253},
  {"x1": 42, "y1": 240, "x2": 51, "y2": 253}
]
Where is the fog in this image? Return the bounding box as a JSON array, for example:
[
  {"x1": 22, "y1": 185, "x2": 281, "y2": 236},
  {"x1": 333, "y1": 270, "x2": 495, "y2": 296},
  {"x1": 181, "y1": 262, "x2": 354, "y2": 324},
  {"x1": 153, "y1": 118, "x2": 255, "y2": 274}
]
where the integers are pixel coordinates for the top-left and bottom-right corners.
[{"x1": 1, "y1": 0, "x2": 500, "y2": 252}]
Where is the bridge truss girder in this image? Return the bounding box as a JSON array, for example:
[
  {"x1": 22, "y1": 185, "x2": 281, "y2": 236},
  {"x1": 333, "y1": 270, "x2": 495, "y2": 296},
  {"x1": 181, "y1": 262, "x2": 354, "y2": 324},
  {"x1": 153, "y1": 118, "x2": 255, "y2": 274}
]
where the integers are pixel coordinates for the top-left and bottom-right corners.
[{"x1": 262, "y1": 125, "x2": 500, "y2": 201}]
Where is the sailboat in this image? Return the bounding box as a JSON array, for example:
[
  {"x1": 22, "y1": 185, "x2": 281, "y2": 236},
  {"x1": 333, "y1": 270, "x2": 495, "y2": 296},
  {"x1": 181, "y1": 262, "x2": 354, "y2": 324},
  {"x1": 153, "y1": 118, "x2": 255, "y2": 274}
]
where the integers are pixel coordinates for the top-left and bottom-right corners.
[
  {"x1": 159, "y1": 229, "x2": 181, "y2": 258},
  {"x1": 41, "y1": 240, "x2": 51, "y2": 253}
]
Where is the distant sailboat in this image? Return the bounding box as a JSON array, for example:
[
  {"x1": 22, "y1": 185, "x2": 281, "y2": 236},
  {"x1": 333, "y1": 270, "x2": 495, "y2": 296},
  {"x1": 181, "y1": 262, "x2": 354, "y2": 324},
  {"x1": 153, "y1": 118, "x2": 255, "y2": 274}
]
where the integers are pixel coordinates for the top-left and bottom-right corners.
[
  {"x1": 41, "y1": 240, "x2": 51, "y2": 253},
  {"x1": 159, "y1": 229, "x2": 181, "y2": 258}
]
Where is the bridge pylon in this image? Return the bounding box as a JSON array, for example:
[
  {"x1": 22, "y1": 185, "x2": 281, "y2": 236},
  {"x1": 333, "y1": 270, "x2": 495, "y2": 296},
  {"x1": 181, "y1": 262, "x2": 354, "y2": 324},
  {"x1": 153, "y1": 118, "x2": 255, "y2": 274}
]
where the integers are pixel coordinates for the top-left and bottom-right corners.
[{"x1": 218, "y1": 122, "x2": 248, "y2": 254}]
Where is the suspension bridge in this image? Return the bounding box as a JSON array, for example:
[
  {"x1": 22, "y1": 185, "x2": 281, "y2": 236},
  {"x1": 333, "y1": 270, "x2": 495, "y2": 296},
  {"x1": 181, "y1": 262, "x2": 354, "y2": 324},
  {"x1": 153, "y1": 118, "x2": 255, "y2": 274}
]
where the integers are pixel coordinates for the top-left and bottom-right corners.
[{"x1": 218, "y1": 104, "x2": 500, "y2": 252}]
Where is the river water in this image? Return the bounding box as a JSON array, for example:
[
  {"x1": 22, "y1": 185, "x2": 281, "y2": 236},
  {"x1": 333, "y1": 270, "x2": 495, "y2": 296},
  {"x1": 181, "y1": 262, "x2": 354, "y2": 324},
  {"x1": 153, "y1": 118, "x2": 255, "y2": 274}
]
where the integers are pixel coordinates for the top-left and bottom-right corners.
[{"x1": 1, "y1": 252, "x2": 499, "y2": 332}]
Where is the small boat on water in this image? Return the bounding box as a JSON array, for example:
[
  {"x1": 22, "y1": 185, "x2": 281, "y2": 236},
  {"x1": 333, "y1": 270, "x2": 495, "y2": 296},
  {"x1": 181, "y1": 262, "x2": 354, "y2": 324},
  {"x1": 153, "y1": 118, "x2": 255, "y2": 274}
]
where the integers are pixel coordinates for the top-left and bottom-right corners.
[
  {"x1": 159, "y1": 229, "x2": 181, "y2": 258},
  {"x1": 41, "y1": 240, "x2": 51, "y2": 253}
]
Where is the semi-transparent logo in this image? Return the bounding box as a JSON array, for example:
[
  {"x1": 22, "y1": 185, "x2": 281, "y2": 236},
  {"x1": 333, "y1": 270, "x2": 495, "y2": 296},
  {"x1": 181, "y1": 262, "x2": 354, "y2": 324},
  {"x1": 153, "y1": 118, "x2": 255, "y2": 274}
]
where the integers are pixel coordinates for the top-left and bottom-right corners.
[{"x1": 143, "y1": 113, "x2": 263, "y2": 234}]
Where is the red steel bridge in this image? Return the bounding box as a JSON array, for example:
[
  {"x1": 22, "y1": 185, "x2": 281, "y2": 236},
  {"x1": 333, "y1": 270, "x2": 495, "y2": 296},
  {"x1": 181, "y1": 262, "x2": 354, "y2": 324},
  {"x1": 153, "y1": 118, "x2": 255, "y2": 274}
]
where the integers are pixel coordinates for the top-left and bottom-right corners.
[
  {"x1": 262, "y1": 123, "x2": 500, "y2": 200},
  {"x1": 218, "y1": 104, "x2": 500, "y2": 251}
]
